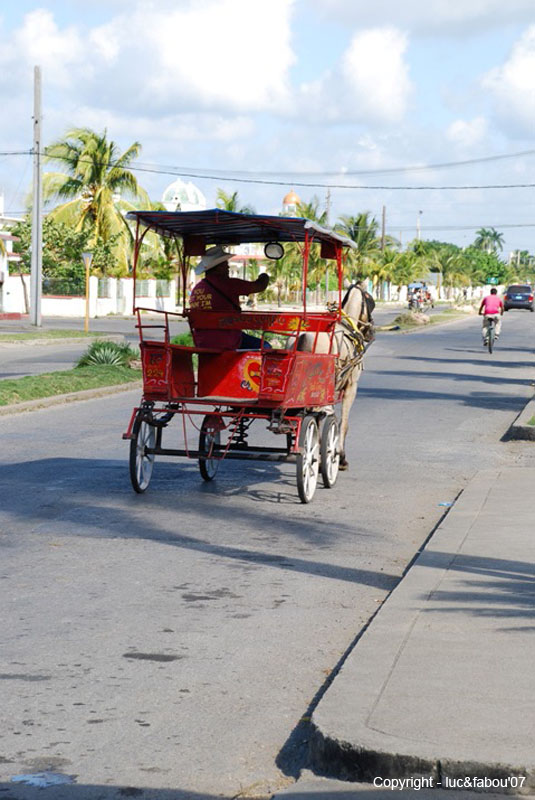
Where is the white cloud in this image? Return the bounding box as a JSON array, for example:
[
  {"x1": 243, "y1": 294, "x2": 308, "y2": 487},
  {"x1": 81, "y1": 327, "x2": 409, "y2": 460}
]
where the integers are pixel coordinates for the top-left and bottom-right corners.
[
  {"x1": 306, "y1": 0, "x2": 535, "y2": 36},
  {"x1": 2, "y1": 9, "x2": 84, "y2": 88},
  {"x1": 342, "y1": 28, "x2": 411, "y2": 122},
  {"x1": 90, "y1": 0, "x2": 296, "y2": 114},
  {"x1": 446, "y1": 117, "x2": 488, "y2": 148},
  {"x1": 482, "y1": 26, "x2": 535, "y2": 135},
  {"x1": 297, "y1": 27, "x2": 411, "y2": 125}
]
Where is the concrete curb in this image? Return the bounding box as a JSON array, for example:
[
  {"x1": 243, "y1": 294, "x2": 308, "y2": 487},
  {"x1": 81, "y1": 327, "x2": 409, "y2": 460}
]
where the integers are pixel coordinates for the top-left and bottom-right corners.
[
  {"x1": 309, "y1": 468, "x2": 535, "y2": 793},
  {"x1": 507, "y1": 397, "x2": 535, "y2": 440},
  {"x1": 0, "y1": 380, "x2": 142, "y2": 416}
]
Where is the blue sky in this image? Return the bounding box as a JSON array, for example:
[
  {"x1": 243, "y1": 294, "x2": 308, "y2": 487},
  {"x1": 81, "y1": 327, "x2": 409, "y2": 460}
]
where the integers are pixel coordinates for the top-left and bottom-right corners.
[{"x1": 1, "y1": 0, "x2": 534, "y2": 254}]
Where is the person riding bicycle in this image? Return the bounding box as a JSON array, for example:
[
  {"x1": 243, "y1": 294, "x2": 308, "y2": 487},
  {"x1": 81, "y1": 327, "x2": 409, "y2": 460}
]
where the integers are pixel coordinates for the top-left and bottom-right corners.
[{"x1": 478, "y1": 288, "x2": 504, "y2": 345}]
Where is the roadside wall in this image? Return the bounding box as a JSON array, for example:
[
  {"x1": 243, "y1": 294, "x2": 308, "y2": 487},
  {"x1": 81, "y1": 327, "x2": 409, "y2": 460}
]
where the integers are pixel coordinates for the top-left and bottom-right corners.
[{"x1": 1, "y1": 274, "x2": 177, "y2": 317}]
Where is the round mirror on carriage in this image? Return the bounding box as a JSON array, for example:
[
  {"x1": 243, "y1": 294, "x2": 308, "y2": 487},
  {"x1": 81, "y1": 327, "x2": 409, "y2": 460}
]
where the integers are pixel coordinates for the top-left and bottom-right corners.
[{"x1": 264, "y1": 242, "x2": 284, "y2": 260}]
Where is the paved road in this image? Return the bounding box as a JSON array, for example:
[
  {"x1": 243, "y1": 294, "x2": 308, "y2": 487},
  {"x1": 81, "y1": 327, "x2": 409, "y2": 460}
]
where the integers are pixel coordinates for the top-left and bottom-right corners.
[
  {"x1": 1, "y1": 311, "x2": 534, "y2": 798},
  {"x1": 0, "y1": 305, "x2": 442, "y2": 379}
]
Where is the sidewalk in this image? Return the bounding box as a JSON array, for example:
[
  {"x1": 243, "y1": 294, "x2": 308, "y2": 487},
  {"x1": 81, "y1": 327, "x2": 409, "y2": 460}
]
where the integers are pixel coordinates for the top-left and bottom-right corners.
[{"x1": 275, "y1": 467, "x2": 535, "y2": 797}]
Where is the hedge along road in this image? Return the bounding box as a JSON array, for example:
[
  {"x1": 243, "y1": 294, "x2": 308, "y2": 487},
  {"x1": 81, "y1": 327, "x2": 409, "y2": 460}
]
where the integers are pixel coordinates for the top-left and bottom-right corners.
[{"x1": 1, "y1": 311, "x2": 535, "y2": 798}]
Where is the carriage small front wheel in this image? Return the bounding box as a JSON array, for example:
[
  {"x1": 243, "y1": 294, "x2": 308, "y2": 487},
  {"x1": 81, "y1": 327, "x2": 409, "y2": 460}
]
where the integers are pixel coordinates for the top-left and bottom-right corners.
[
  {"x1": 296, "y1": 415, "x2": 320, "y2": 503},
  {"x1": 199, "y1": 414, "x2": 221, "y2": 481},
  {"x1": 320, "y1": 415, "x2": 340, "y2": 488},
  {"x1": 129, "y1": 411, "x2": 156, "y2": 493}
]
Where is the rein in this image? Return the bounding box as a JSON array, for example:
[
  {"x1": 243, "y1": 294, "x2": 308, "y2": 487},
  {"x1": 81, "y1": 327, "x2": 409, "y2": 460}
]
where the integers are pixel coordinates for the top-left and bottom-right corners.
[{"x1": 335, "y1": 285, "x2": 375, "y2": 391}]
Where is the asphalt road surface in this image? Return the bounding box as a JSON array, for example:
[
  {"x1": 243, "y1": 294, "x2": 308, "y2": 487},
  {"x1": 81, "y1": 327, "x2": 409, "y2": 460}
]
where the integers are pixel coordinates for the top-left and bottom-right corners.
[
  {"x1": 1, "y1": 311, "x2": 535, "y2": 799},
  {"x1": 0, "y1": 304, "x2": 433, "y2": 379}
]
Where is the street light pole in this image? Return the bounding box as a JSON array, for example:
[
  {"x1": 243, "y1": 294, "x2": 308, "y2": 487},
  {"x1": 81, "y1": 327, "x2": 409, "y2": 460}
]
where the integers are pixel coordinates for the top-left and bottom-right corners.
[
  {"x1": 82, "y1": 251, "x2": 93, "y2": 333},
  {"x1": 416, "y1": 210, "x2": 423, "y2": 241}
]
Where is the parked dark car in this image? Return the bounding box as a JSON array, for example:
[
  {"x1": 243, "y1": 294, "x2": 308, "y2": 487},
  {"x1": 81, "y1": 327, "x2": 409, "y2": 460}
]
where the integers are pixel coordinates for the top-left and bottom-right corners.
[{"x1": 503, "y1": 284, "x2": 534, "y2": 311}]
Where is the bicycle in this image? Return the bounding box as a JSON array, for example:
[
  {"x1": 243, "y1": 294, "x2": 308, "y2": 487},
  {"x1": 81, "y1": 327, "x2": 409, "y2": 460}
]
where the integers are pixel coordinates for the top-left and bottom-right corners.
[{"x1": 483, "y1": 315, "x2": 498, "y2": 353}]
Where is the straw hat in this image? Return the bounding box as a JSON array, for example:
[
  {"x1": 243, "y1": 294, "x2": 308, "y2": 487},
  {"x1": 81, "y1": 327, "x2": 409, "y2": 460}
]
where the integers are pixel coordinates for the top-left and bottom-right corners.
[{"x1": 195, "y1": 245, "x2": 233, "y2": 275}]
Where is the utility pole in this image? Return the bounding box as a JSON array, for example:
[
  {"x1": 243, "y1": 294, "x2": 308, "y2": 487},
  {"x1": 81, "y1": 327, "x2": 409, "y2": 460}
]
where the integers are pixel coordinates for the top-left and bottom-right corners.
[
  {"x1": 325, "y1": 188, "x2": 331, "y2": 303},
  {"x1": 30, "y1": 65, "x2": 42, "y2": 326}
]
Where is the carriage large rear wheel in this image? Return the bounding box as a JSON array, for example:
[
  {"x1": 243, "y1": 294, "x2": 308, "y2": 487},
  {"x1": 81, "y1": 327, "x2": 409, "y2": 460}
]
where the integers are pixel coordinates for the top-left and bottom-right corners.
[
  {"x1": 129, "y1": 411, "x2": 156, "y2": 493},
  {"x1": 296, "y1": 415, "x2": 319, "y2": 503},
  {"x1": 199, "y1": 414, "x2": 221, "y2": 481},
  {"x1": 320, "y1": 415, "x2": 340, "y2": 488}
]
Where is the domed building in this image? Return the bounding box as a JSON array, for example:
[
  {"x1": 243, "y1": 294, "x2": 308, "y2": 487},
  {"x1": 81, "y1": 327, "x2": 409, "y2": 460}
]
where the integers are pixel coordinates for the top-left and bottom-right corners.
[
  {"x1": 162, "y1": 179, "x2": 206, "y2": 212},
  {"x1": 282, "y1": 189, "x2": 301, "y2": 215}
]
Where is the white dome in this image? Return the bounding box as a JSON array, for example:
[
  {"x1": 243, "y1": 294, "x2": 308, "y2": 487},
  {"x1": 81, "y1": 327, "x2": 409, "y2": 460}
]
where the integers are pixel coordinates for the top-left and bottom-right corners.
[{"x1": 162, "y1": 179, "x2": 206, "y2": 212}]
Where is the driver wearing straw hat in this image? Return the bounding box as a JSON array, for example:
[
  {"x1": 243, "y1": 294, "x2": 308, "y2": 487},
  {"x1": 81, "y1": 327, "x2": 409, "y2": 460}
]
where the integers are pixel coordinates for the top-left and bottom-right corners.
[{"x1": 189, "y1": 245, "x2": 270, "y2": 350}]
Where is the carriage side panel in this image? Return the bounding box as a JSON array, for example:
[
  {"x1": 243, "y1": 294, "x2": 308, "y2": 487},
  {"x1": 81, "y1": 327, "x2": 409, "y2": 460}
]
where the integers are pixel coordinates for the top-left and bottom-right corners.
[
  {"x1": 140, "y1": 342, "x2": 171, "y2": 401},
  {"x1": 259, "y1": 351, "x2": 336, "y2": 406}
]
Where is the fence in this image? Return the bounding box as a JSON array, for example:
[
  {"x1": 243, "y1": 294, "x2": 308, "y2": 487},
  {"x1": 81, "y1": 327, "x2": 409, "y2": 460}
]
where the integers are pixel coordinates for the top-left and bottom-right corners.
[
  {"x1": 42, "y1": 277, "x2": 85, "y2": 296},
  {"x1": 0, "y1": 275, "x2": 177, "y2": 317}
]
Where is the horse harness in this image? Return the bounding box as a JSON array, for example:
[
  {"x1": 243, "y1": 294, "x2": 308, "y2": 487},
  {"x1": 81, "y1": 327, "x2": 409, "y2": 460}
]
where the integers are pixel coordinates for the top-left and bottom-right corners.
[{"x1": 335, "y1": 284, "x2": 375, "y2": 391}]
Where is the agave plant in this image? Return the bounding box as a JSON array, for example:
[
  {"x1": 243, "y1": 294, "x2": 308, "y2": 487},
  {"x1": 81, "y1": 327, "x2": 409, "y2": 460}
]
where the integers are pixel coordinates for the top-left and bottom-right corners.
[{"x1": 77, "y1": 340, "x2": 139, "y2": 367}]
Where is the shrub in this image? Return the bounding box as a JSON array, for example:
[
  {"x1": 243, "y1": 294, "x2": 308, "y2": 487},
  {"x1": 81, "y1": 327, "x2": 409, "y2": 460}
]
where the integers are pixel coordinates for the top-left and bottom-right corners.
[
  {"x1": 76, "y1": 340, "x2": 139, "y2": 367},
  {"x1": 171, "y1": 332, "x2": 194, "y2": 347}
]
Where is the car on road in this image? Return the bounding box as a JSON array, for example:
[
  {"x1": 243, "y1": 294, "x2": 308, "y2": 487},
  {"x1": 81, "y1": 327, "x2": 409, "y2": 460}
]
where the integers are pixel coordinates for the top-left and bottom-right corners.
[{"x1": 503, "y1": 284, "x2": 534, "y2": 311}]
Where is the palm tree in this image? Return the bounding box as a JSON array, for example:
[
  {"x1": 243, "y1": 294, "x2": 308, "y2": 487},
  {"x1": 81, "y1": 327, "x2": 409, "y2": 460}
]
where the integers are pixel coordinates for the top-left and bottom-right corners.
[
  {"x1": 474, "y1": 227, "x2": 504, "y2": 254},
  {"x1": 43, "y1": 128, "x2": 150, "y2": 273},
  {"x1": 216, "y1": 189, "x2": 255, "y2": 214},
  {"x1": 296, "y1": 197, "x2": 329, "y2": 303},
  {"x1": 336, "y1": 212, "x2": 384, "y2": 286}
]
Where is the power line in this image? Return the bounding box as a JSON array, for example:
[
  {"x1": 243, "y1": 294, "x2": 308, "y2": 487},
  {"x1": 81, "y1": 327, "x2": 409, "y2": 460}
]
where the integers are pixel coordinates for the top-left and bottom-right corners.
[{"x1": 2, "y1": 148, "x2": 535, "y2": 191}]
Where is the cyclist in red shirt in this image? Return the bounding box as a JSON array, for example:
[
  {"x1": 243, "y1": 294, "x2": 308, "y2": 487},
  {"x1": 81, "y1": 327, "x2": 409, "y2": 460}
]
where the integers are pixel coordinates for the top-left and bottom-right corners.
[{"x1": 478, "y1": 288, "x2": 504, "y2": 345}]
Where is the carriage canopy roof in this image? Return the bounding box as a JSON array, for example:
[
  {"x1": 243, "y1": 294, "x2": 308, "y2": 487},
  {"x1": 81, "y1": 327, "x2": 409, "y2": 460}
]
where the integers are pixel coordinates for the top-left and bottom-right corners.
[{"x1": 126, "y1": 208, "x2": 357, "y2": 250}]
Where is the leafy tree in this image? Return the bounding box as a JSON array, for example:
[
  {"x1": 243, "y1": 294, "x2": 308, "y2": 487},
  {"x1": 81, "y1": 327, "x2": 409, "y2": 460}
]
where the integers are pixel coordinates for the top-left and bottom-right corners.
[
  {"x1": 12, "y1": 217, "x2": 87, "y2": 286},
  {"x1": 43, "y1": 127, "x2": 150, "y2": 274},
  {"x1": 463, "y1": 246, "x2": 511, "y2": 285}
]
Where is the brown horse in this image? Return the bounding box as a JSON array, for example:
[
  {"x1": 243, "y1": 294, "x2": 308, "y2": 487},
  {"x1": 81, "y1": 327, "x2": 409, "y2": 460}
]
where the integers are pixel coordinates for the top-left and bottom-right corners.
[{"x1": 297, "y1": 283, "x2": 375, "y2": 469}]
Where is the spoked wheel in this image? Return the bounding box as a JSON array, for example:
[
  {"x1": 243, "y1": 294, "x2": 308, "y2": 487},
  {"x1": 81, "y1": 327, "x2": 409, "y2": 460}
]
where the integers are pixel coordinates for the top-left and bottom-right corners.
[
  {"x1": 199, "y1": 414, "x2": 221, "y2": 481},
  {"x1": 296, "y1": 415, "x2": 320, "y2": 504},
  {"x1": 320, "y1": 415, "x2": 340, "y2": 488},
  {"x1": 129, "y1": 411, "x2": 156, "y2": 493}
]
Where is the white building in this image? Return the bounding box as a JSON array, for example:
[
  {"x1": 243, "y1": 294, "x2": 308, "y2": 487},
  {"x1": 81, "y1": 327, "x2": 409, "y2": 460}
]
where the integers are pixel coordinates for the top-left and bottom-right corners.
[
  {"x1": 161, "y1": 179, "x2": 206, "y2": 212},
  {"x1": 282, "y1": 189, "x2": 301, "y2": 216}
]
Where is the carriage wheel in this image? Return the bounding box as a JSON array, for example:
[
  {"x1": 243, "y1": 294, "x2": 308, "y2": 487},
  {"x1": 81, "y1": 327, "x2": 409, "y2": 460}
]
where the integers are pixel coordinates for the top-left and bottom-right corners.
[
  {"x1": 199, "y1": 414, "x2": 221, "y2": 482},
  {"x1": 296, "y1": 415, "x2": 319, "y2": 504},
  {"x1": 320, "y1": 416, "x2": 340, "y2": 488},
  {"x1": 129, "y1": 411, "x2": 156, "y2": 493}
]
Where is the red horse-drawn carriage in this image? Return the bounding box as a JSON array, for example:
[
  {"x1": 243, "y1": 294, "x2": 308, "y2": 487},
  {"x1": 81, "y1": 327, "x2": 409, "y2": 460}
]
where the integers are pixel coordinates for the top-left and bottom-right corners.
[{"x1": 122, "y1": 209, "x2": 360, "y2": 503}]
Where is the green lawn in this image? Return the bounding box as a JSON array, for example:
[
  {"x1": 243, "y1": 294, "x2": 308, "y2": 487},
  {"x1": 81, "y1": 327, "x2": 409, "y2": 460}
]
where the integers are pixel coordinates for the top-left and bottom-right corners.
[
  {"x1": 0, "y1": 329, "x2": 109, "y2": 342},
  {"x1": 0, "y1": 365, "x2": 142, "y2": 406}
]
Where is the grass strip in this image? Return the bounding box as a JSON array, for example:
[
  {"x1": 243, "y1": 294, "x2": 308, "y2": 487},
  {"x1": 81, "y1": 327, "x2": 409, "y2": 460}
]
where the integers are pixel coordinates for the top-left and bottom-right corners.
[
  {"x1": 0, "y1": 365, "x2": 142, "y2": 406},
  {"x1": 388, "y1": 309, "x2": 472, "y2": 330},
  {"x1": 527, "y1": 415, "x2": 535, "y2": 427},
  {"x1": 0, "y1": 329, "x2": 108, "y2": 342}
]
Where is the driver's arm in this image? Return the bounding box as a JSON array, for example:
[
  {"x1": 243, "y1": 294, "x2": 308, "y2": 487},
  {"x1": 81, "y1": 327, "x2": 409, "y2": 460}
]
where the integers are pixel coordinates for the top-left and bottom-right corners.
[{"x1": 249, "y1": 272, "x2": 270, "y2": 294}]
